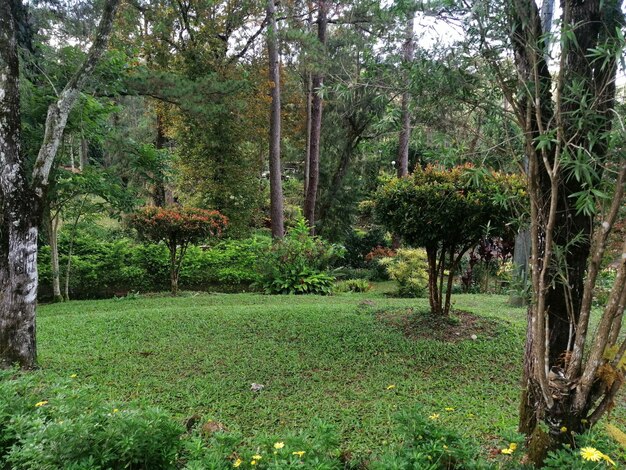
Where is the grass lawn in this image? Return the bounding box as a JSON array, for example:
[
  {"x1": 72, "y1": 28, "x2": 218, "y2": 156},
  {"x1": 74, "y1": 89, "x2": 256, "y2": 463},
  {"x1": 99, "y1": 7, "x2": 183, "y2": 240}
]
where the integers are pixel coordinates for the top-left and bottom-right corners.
[{"x1": 35, "y1": 289, "x2": 624, "y2": 461}]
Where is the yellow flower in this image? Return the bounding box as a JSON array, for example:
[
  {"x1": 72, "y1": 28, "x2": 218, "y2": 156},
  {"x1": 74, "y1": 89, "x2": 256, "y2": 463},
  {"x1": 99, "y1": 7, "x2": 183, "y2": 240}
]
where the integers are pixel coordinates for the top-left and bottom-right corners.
[
  {"x1": 560, "y1": 426, "x2": 567, "y2": 433},
  {"x1": 113, "y1": 408, "x2": 119, "y2": 413},
  {"x1": 34, "y1": 401, "x2": 48, "y2": 407},
  {"x1": 292, "y1": 451, "x2": 306, "y2": 457},
  {"x1": 444, "y1": 407, "x2": 455, "y2": 412},
  {"x1": 386, "y1": 384, "x2": 396, "y2": 390},
  {"x1": 252, "y1": 454, "x2": 262, "y2": 460},
  {"x1": 580, "y1": 447, "x2": 603, "y2": 462},
  {"x1": 70, "y1": 374, "x2": 77, "y2": 378},
  {"x1": 501, "y1": 448, "x2": 514, "y2": 455},
  {"x1": 274, "y1": 442, "x2": 285, "y2": 449},
  {"x1": 428, "y1": 413, "x2": 440, "y2": 420},
  {"x1": 251, "y1": 460, "x2": 257, "y2": 466},
  {"x1": 233, "y1": 459, "x2": 242, "y2": 468},
  {"x1": 601, "y1": 453, "x2": 616, "y2": 466},
  {"x1": 509, "y1": 443, "x2": 517, "y2": 451}
]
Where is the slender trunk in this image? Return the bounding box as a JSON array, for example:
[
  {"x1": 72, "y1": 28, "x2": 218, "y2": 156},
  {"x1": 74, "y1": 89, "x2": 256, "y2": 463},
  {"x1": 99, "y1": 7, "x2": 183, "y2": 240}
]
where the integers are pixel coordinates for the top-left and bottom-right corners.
[
  {"x1": 153, "y1": 109, "x2": 167, "y2": 207},
  {"x1": 303, "y1": 0, "x2": 327, "y2": 234},
  {"x1": 79, "y1": 137, "x2": 88, "y2": 171},
  {"x1": 397, "y1": 8, "x2": 414, "y2": 178},
  {"x1": 426, "y1": 247, "x2": 440, "y2": 315},
  {"x1": 47, "y1": 210, "x2": 63, "y2": 302},
  {"x1": 303, "y1": 2, "x2": 313, "y2": 198},
  {"x1": 169, "y1": 244, "x2": 178, "y2": 296},
  {"x1": 267, "y1": 0, "x2": 284, "y2": 239},
  {"x1": 63, "y1": 198, "x2": 86, "y2": 301}
]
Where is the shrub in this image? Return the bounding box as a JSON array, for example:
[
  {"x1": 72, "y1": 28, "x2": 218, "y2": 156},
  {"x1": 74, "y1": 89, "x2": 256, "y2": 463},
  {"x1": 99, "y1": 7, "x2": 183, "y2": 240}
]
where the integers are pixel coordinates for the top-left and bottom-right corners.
[
  {"x1": 0, "y1": 370, "x2": 182, "y2": 470},
  {"x1": 38, "y1": 232, "x2": 271, "y2": 300},
  {"x1": 335, "y1": 279, "x2": 372, "y2": 293},
  {"x1": 127, "y1": 206, "x2": 228, "y2": 295},
  {"x1": 256, "y1": 218, "x2": 344, "y2": 295},
  {"x1": 379, "y1": 248, "x2": 429, "y2": 298},
  {"x1": 342, "y1": 227, "x2": 390, "y2": 269},
  {"x1": 375, "y1": 165, "x2": 523, "y2": 315},
  {"x1": 372, "y1": 409, "x2": 485, "y2": 469}
]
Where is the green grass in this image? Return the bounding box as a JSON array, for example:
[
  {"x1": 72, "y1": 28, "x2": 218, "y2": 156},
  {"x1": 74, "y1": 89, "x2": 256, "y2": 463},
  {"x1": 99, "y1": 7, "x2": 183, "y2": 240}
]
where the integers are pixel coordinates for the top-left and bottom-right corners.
[{"x1": 37, "y1": 291, "x2": 530, "y2": 459}]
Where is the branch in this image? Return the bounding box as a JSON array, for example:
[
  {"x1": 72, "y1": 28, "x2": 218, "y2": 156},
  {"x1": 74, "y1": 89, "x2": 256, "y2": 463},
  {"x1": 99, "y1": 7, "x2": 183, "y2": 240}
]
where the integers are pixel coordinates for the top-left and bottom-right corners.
[
  {"x1": 227, "y1": 14, "x2": 269, "y2": 64},
  {"x1": 31, "y1": 0, "x2": 121, "y2": 196}
]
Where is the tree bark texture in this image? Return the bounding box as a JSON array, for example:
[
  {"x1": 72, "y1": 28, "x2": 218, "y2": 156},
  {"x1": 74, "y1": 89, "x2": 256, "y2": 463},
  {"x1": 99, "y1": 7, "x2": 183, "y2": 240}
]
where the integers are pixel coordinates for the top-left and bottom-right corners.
[
  {"x1": 505, "y1": 0, "x2": 624, "y2": 464},
  {"x1": 303, "y1": 0, "x2": 327, "y2": 234},
  {"x1": 267, "y1": 0, "x2": 285, "y2": 239},
  {"x1": 46, "y1": 209, "x2": 63, "y2": 303},
  {"x1": 0, "y1": 0, "x2": 121, "y2": 369}
]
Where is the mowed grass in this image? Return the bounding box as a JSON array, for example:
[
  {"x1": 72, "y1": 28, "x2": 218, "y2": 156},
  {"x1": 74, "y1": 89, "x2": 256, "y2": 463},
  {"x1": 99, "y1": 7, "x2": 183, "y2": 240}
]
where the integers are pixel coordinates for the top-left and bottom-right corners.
[{"x1": 36, "y1": 292, "x2": 534, "y2": 457}]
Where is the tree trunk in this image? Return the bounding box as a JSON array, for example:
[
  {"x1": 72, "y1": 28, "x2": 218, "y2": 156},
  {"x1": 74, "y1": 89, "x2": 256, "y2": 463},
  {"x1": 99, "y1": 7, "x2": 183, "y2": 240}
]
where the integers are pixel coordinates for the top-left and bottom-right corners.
[
  {"x1": 46, "y1": 210, "x2": 63, "y2": 302},
  {"x1": 267, "y1": 0, "x2": 285, "y2": 239},
  {"x1": 303, "y1": 2, "x2": 313, "y2": 198},
  {"x1": 303, "y1": 0, "x2": 327, "y2": 234},
  {"x1": 169, "y1": 245, "x2": 179, "y2": 296},
  {"x1": 153, "y1": 109, "x2": 167, "y2": 207},
  {"x1": 397, "y1": 8, "x2": 414, "y2": 178},
  {"x1": 79, "y1": 137, "x2": 88, "y2": 171},
  {"x1": 0, "y1": 0, "x2": 121, "y2": 369}
]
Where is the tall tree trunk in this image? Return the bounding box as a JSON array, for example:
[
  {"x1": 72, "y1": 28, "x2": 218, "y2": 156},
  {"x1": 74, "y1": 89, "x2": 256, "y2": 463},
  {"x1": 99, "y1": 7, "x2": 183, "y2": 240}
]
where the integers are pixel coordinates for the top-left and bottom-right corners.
[
  {"x1": 397, "y1": 9, "x2": 414, "y2": 178},
  {"x1": 267, "y1": 0, "x2": 284, "y2": 239},
  {"x1": 0, "y1": 0, "x2": 38, "y2": 369},
  {"x1": 0, "y1": 0, "x2": 121, "y2": 369},
  {"x1": 303, "y1": 2, "x2": 313, "y2": 198},
  {"x1": 46, "y1": 209, "x2": 63, "y2": 303},
  {"x1": 153, "y1": 109, "x2": 167, "y2": 207},
  {"x1": 303, "y1": 0, "x2": 327, "y2": 234},
  {"x1": 79, "y1": 137, "x2": 88, "y2": 171}
]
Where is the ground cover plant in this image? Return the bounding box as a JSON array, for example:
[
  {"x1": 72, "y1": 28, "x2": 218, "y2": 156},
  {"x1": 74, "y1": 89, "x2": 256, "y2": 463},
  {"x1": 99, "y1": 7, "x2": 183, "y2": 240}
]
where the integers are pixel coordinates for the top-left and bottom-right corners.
[{"x1": 28, "y1": 290, "x2": 626, "y2": 467}]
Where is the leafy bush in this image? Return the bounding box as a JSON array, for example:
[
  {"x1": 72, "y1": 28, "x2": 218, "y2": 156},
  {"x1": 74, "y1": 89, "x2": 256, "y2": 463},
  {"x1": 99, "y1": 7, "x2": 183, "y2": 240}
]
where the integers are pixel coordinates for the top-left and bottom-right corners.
[
  {"x1": 0, "y1": 370, "x2": 182, "y2": 470},
  {"x1": 335, "y1": 279, "x2": 372, "y2": 293},
  {"x1": 372, "y1": 409, "x2": 486, "y2": 469},
  {"x1": 342, "y1": 227, "x2": 390, "y2": 269},
  {"x1": 543, "y1": 429, "x2": 622, "y2": 469},
  {"x1": 256, "y1": 218, "x2": 344, "y2": 295},
  {"x1": 379, "y1": 248, "x2": 429, "y2": 298},
  {"x1": 38, "y1": 231, "x2": 271, "y2": 299}
]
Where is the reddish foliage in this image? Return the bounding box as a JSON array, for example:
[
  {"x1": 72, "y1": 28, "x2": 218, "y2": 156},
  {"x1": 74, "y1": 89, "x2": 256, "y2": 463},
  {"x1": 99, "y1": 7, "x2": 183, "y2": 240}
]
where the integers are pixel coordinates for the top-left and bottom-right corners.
[
  {"x1": 128, "y1": 206, "x2": 228, "y2": 246},
  {"x1": 365, "y1": 246, "x2": 396, "y2": 262}
]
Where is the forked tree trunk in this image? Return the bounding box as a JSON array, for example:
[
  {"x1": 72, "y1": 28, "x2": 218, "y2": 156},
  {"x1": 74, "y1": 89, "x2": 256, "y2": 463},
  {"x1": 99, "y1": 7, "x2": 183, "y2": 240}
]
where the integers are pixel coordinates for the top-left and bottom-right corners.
[
  {"x1": 267, "y1": 0, "x2": 284, "y2": 238},
  {"x1": 303, "y1": 0, "x2": 327, "y2": 234},
  {"x1": 0, "y1": 0, "x2": 121, "y2": 369}
]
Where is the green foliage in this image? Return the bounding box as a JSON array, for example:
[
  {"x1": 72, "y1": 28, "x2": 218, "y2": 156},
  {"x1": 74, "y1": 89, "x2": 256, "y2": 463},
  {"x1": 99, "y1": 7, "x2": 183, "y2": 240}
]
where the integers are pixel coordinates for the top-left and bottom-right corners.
[
  {"x1": 0, "y1": 370, "x2": 182, "y2": 470},
  {"x1": 543, "y1": 430, "x2": 622, "y2": 469},
  {"x1": 257, "y1": 219, "x2": 344, "y2": 295},
  {"x1": 379, "y1": 249, "x2": 429, "y2": 298},
  {"x1": 372, "y1": 409, "x2": 486, "y2": 470},
  {"x1": 38, "y1": 231, "x2": 270, "y2": 299},
  {"x1": 374, "y1": 165, "x2": 523, "y2": 251},
  {"x1": 342, "y1": 228, "x2": 390, "y2": 269},
  {"x1": 335, "y1": 279, "x2": 372, "y2": 293}
]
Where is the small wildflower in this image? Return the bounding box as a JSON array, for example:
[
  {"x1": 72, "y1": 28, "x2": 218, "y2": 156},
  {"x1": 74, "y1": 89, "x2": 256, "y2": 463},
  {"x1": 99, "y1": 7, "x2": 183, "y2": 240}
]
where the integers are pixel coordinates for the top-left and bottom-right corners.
[
  {"x1": 233, "y1": 459, "x2": 242, "y2": 468},
  {"x1": 386, "y1": 384, "x2": 396, "y2": 390},
  {"x1": 113, "y1": 409, "x2": 119, "y2": 413},
  {"x1": 34, "y1": 401, "x2": 48, "y2": 407},
  {"x1": 501, "y1": 448, "x2": 513, "y2": 455},
  {"x1": 601, "y1": 453, "x2": 616, "y2": 466},
  {"x1": 509, "y1": 443, "x2": 517, "y2": 451},
  {"x1": 292, "y1": 451, "x2": 306, "y2": 457},
  {"x1": 444, "y1": 407, "x2": 455, "y2": 412},
  {"x1": 70, "y1": 374, "x2": 77, "y2": 378},
  {"x1": 252, "y1": 455, "x2": 262, "y2": 460},
  {"x1": 580, "y1": 447, "x2": 603, "y2": 462},
  {"x1": 560, "y1": 426, "x2": 567, "y2": 433},
  {"x1": 429, "y1": 413, "x2": 440, "y2": 420},
  {"x1": 274, "y1": 442, "x2": 285, "y2": 449},
  {"x1": 251, "y1": 460, "x2": 257, "y2": 466}
]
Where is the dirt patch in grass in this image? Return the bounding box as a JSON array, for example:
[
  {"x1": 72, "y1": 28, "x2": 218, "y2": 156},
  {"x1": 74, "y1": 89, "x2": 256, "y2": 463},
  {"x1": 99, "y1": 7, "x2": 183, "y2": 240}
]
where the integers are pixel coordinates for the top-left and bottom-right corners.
[{"x1": 374, "y1": 307, "x2": 501, "y2": 343}]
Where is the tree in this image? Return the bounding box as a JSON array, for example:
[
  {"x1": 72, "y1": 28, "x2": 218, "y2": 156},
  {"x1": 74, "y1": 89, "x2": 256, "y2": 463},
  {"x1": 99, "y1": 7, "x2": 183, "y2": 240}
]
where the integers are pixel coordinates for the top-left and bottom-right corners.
[
  {"x1": 0, "y1": 0, "x2": 121, "y2": 369},
  {"x1": 469, "y1": 0, "x2": 625, "y2": 463},
  {"x1": 267, "y1": 0, "x2": 285, "y2": 238},
  {"x1": 375, "y1": 165, "x2": 522, "y2": 316},
  {"x1": 303, "y1": 0, "x2": 328, "y2": 234},
  {"x1": 128, "y1": 206, "x2": 227, "y2": 296}
]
